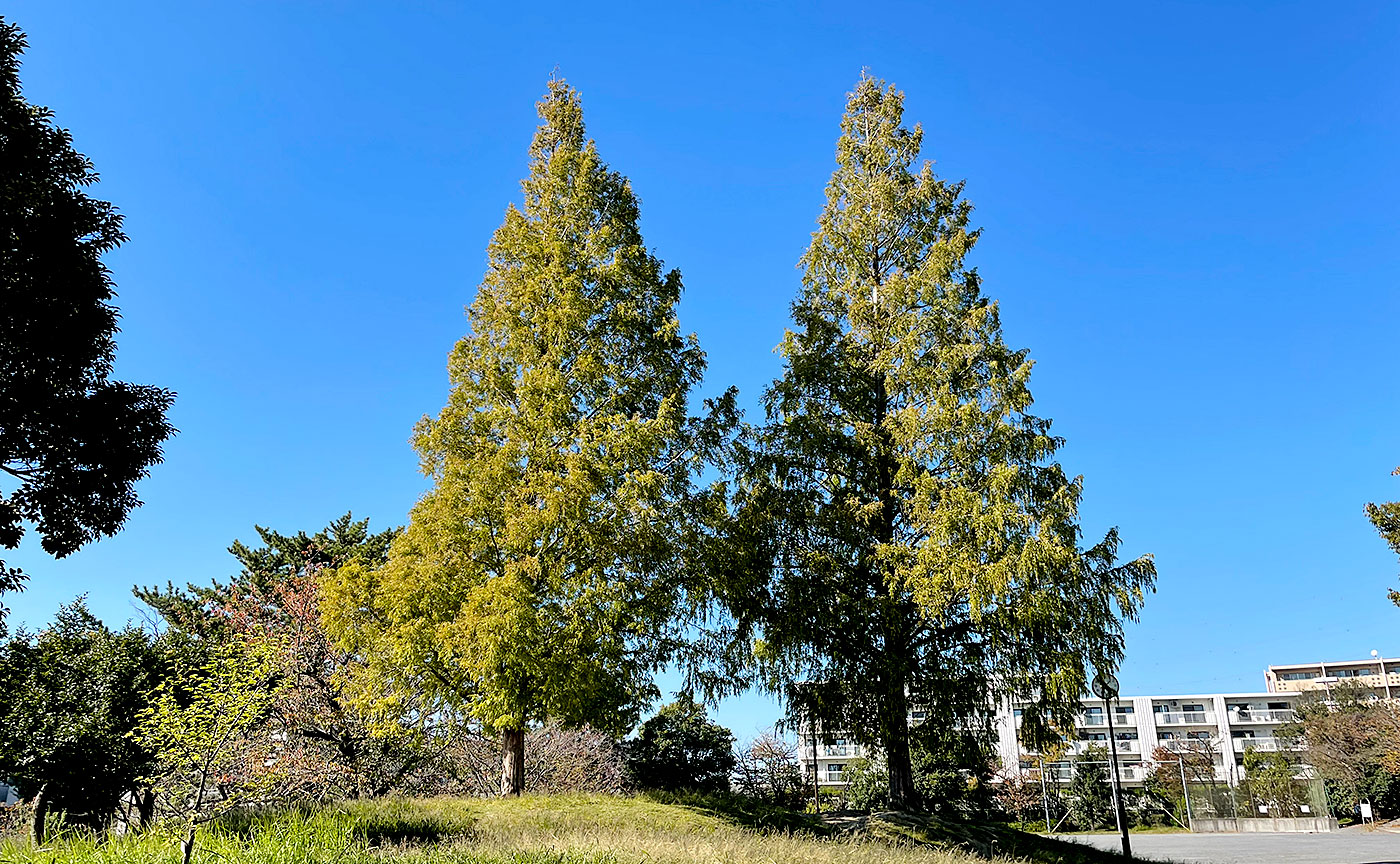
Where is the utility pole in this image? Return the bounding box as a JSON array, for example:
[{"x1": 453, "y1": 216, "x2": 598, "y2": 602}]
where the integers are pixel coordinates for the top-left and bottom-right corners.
[
  {"x1": 1095, "y1": 672, "x2": 1132, "y2": 859},
  {"x1": 1177, "y1": 757, "x2": 1193, "y2": 830},
  {"x1": 1040, "y1": 757, "x2": 1053, "y2": 834}
]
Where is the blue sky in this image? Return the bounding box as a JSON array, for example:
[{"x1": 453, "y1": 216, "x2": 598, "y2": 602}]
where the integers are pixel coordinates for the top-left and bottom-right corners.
[{"x1": 5, "y1": 1, "x2": 1398, "y2": 741}]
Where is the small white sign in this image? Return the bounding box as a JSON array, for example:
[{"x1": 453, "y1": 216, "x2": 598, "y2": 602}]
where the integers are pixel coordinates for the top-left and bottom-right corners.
[{"x1": 1361, "y1": 802, "x2": 1374, "y2": 820}]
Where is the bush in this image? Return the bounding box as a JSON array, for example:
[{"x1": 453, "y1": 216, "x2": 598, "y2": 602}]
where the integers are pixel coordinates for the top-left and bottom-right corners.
[
  {"x1": 839, "y1": 758, "x2": 890, "y2": 811},
  {"x1": 622, "y1": 699, "x2": 736, "y2": 793}
]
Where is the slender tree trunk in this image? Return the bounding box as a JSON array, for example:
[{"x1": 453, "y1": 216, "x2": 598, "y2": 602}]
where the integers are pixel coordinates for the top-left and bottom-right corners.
[
  {"x1": 30, "y1": 782, "x2": 50, "y2": 846},
  {"x1": 136, "y1": 787, "x2": 156, "y2": 830},
  {"x1": 181, "y1": 826, "x2": 196, "y2": 864},
  {"x1": 500, "y1": 727, "x2": 525, "y2": 796}
]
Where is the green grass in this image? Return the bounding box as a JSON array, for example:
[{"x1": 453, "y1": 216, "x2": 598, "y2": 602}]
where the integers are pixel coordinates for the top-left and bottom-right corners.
[{"x1": 0, "y1": 794, "x2": 1159, "y2": 864}]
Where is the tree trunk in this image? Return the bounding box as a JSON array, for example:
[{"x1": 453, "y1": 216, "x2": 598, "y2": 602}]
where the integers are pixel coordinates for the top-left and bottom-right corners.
[
  {"x1": 883, "y1": 678, "x2": 919, "y2": 810},
  {"x1": 500, "y1": 727, "x2": 525, "y2": 796},
  {"x1": 30, "y1": 782, "x2": 49, "y2": 846},
  {"x1": 136, "y1": 787, "x2": 156, "y2": 830},
  {"x1": 181, "y1": 826, "x2": 196, "y2": 864}
]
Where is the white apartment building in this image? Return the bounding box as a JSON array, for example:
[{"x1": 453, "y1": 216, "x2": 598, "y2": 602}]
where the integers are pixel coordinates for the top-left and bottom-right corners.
[
  {"x1": 798, "y1": 655, "x2": 1400, "y2": 789},
  {"x1": 800, "y1": 694, "x2": 1303, "y2": 789},
  {"x1": 997, "y1": 691, "x2": 1303, "y2": 787}
]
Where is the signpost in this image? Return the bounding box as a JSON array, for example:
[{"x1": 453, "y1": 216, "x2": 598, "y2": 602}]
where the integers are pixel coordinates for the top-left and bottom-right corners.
[{"x1": 1093, "y1": 671, "x2": 1132, "y2": 859}]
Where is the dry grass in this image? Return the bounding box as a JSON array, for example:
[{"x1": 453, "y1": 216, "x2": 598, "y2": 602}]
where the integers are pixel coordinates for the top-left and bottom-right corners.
[{"x1": 0, "y1": 794, "x2": 1132, "y2": 864}]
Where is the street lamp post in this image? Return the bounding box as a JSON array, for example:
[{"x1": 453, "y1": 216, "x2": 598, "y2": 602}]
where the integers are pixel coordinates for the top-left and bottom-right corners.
[{"x1": 1094, "y1": 672, "x2": 1132, "y2": 859}]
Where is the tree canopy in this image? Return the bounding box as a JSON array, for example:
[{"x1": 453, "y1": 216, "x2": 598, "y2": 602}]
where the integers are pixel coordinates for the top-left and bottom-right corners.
[
  {"x1": 0, "y1": 599, "x2": 162, "y2": 839},
  {"x1": 722, "y1": 74, "x2": 1155, "y2": 808},
  {"x1": 322, "y1": 79, "x2": 735, "y2": 795},
  {"x1": 622, "y1": 698, "x2": 737, "y2": 794},
  {"x1": 0, "y1": 19, "x2": 174, "y2": 605}
]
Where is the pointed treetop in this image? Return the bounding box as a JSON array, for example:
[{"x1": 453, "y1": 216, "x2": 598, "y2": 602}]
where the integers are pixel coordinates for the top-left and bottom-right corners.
[{"x1": 529, "y1": 77, "x2": 587, "y2": 166}]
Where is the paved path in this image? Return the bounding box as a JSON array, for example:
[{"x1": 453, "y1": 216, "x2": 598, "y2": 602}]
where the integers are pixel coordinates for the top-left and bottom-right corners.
[{"x1": 1063, "y1": 830, "x2": 1400, "y2": 864}]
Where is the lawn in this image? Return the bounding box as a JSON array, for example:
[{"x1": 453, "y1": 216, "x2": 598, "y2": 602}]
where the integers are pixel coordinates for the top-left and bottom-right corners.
[{"x1": 0, "y1": 794, "x2": 1152, "y2": 864}]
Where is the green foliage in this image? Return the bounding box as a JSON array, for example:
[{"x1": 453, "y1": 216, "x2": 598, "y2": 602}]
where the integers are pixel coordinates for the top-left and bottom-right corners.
[
  {"x1": 1239, "y1": 748, "x2": 1308, "y2": 817},
  {"x1": 136, "y1": 512, "x2": 397, "y2": 635},
  {"x1": 1282, "y1": 684, "x2": 1400, "y2": 816},
  {"x1": 133, "y1": 637, "x2": 286, "y2": 862},
  {"x1": 623, "y1": 699, "x2": 736, "y2": 793},
  {"x1": 138, "y1": 514, "x2": 423, "y2": 799},
  {"x1": 0, "y1": 19, "x2": 174, "y2": 602},
  {"x1": 1366, "y1": 467, "x2": 1400, "y2": 608},
  {"x1": 722, "y1": 73, "x2": 1154, "y2": 808},
  {"x1": 321, "y1": 79, "x2": 734, "y2": 792},
  {"x1": 0, "y1": 599, "x2": 160, "y2": 831},
  {"x1": 1065, "y1": 754, "x2": 1112, "y2": 830},
  {"x1": 842, "y1": 758, "x2": 892, "y2": 811}
]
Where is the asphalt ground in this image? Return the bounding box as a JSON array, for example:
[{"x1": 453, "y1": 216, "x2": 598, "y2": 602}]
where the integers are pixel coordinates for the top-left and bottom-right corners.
[{"x1": 1063, "y1": 829, "x2": 1400, "y2": 864}]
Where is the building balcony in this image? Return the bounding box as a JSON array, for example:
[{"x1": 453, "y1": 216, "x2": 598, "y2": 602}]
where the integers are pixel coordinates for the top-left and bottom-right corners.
[
  {"x1": 1231, "y1": 737, "x2": 1302, "y2": 753},
  {"x1": 1153, "y1": 711, "x2": 1215, "y2": 725},
  {"x1": 1075, "y1": 712, "x2": 1136, "y2": 728},
  {"x1": 1038, "y1": 762, "x2": 1147, "y2": 783},
  {"x1": 1228, "y1": 709, "x2": 1296, "y2": 724},
  {"x1": 1071, "y1": 739, "x2": 1139, "y2": 755},
  {"x1": 1159, "y1": 738, "x2": 1217, "y2": 754},
  {"x1": 822, "y1": 745, "x2": 854, "y2": 757}
]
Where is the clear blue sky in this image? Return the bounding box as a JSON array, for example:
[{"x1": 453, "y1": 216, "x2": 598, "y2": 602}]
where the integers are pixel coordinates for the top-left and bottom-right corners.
[{"x1": 5, "y1": 1, "x2": 1398, "y2": 741}]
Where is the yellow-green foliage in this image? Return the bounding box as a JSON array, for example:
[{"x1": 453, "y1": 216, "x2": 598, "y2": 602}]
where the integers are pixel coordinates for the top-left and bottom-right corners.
[
  {"x1": 0, "y1": 794, "x2": 1127, "y2": 864},
  {"x1": 320, "y1": 79, "x2": 731, "y2": 751}
]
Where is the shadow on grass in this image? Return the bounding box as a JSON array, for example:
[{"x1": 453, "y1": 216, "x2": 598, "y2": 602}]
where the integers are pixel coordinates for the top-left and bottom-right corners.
[
  {"x1": 866, "y1": 811, "x2": 1163, "y2": 864},
  {"x1": 639, "y1": 790, "x2": 832, "y2": 835},
  {"x1": 211, "y1": 799, "x2": 476, "y2": 847}
]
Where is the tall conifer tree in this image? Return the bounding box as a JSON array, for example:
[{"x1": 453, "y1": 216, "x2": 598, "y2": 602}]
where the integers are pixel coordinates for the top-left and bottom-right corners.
[
  {"x1": 322, "y1": 80, "x2": 732, "y2": 795},
  {"x1": 725, "y1": 75, "x2": 1155, "y2": 808}
]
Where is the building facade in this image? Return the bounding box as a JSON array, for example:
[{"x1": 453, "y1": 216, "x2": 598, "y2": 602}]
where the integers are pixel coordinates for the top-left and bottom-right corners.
[
  {"x1": 996, "y1": 691, "x2": 1304, "y2": 787},
  {"x1": 798, "y1": 655, "x2": 1400, "y2": 789},
  {"x1": 1265, "y1": 656, "x2": 1400, "y2": 700}
]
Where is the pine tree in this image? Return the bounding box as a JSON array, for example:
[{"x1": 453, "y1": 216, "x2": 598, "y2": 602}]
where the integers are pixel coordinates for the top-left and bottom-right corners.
[
  {"x1": 725, "y1": 75, "x2": 1155, "y2": 809},
  {"x1": 322, "y1": 79, "x2": 733, "y2": 796}
]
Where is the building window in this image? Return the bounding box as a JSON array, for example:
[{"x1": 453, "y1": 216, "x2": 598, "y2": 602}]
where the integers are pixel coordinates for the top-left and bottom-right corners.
[{"x1": 1280, "y1": 672, "x2": 1315, "y2": 681}]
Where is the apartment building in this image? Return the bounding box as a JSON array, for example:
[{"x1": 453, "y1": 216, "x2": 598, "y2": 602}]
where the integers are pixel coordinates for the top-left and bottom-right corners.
[
  {"x1": 1265, "y1": 655, "x2": 1400, "y2": 700},
  {"x1": 997, "y1": 691, "x2": 1304, "y2": 787}
]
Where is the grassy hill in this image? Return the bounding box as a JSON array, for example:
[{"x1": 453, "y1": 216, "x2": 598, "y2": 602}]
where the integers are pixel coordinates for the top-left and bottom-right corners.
[{"x1": 0, "y1": 794, "x2": 1145, "y2": 864}]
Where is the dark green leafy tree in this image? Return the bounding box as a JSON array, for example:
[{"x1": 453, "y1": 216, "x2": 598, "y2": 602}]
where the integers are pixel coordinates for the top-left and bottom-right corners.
[
  {"x1": 1239, "y1": 748, "x2": 1308, "y2": 818},
  {"x1": 722, "y1": 74, "x2": 1155, "y2": 809},
  {"x1": 1066, "y1": 749, "x2": 1113, "y2": 830},
  {"x1": 0, "y1": 20, "x2": 175, "y2": 606},
  {"x1": 623, "y1": 699, "x2": 736, "y2": 793},
  {"x1": 0, "y1": 599, "x2": 162, "y2": 842},
  {"x1": 136, "y1": 512, "x2": 397, "y2": 635}
]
